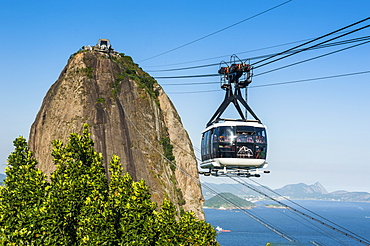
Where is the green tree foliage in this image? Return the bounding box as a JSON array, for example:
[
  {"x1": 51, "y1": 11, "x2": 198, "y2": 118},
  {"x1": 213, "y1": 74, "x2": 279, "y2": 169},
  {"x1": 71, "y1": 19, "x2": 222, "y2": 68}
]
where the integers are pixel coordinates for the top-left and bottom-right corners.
[
  {"x1": 0, "y1": 137, "x2": 49, "y2": 245},
  {"x1": 0, "y1": 125, "x2": 218, "y2": 245},
  {"x1": 41, "y1": 126, "x2": 109, "y2": 245}
]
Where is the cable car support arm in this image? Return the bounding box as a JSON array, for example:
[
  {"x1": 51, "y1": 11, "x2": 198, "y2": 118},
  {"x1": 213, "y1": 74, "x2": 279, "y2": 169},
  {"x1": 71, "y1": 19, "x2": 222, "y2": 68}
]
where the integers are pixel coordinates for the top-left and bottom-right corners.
[{"x1": 206, "y1": 56, "x2": 261, "y2": 126}]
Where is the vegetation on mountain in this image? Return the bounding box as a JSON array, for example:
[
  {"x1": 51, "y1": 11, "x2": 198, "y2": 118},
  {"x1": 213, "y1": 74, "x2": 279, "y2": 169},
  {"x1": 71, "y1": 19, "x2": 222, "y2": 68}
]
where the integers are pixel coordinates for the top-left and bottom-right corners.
[
  {"x1": 0, "y1": 125, "x2": 218, "y2": 245},
  {"x1": 204, "y1": 193, "x2": 255, "y2": 209},
  {"x1": 265, "y1": 204, "x2": 286, "y2": 209},
  {"x1": 112, "y1": 53, "x2": 159, "y2": 102}
]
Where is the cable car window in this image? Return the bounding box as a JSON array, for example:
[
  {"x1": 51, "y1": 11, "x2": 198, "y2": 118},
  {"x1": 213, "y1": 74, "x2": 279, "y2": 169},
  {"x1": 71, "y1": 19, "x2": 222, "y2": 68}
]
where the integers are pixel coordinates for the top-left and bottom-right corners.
[
  {"x1": 236, "y1": 126, "x2": 255, "y2": 144},
  {"x1": 211, "y1": 128, "x2": 218, "y2": 158},
  {"x1": 201, "y1": 132, "x2": 206, "y2": 160},
  {"x1": 217, "y1": 126, "x2": 235, "y2": 158},
  {"x1": 212, "y1": 127, "x2": 218, "y2": 143},
  {"x1": 201, "y1": 130, "x2": 211, "y2": 160},
  {"x1": 255, "y1": 127, "x2": 267, "y2": 159},
  {"x1": 218, "y1": 126, "x2": 234, "y2": 143},
  {"x1": 255, "y1": 145, "x2": 266, "y2": 159},
  {"x1": 204, "y1": 130, "x2": 210, "y2": 159},
  {"x1": 255, "y1": 127, "x2": 267, "y2": 144},
  {"x1": 208, "y1": 128, "x2": 214, "y2": 158}
]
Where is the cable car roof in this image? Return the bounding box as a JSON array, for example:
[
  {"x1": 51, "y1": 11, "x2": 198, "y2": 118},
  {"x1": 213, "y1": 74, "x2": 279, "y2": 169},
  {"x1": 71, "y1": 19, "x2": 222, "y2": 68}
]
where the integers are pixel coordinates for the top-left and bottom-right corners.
[{"x1": 202, "y1": 119, "x2": 266, "y2": 133}]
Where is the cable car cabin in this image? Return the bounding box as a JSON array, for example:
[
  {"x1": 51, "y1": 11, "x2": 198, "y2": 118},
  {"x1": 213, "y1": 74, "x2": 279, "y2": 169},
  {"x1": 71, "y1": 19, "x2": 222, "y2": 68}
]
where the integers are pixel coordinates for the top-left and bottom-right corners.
[{"x1": 200, "y1": 120, "x2": 268, "y2": 175}]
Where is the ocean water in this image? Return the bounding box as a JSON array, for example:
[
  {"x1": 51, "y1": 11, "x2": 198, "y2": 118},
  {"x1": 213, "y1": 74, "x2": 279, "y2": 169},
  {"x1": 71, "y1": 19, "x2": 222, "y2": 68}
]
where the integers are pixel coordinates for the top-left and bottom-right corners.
[{"x1": 204, "y1": 200, "x2": 370, "y2": 246}]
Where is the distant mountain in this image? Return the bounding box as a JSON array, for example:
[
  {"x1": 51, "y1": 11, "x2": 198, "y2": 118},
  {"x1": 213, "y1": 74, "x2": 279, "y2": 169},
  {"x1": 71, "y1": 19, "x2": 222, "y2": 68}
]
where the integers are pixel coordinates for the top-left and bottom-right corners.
[
  {"x1": 274, "y1": 183, "x2": 370, "y2": 202},
  {"x1": 202, "y1": 182, "x2": 370, "y2": 202},
  {"x1": 275, "y1": 182, "x2": 328, "y2": 199},
  {"x1": 204, "y1": 192, "x2": 255, "y2": 209},
  {"x1": 328, "y1": 190, "x2": 370, "y2": 202}
]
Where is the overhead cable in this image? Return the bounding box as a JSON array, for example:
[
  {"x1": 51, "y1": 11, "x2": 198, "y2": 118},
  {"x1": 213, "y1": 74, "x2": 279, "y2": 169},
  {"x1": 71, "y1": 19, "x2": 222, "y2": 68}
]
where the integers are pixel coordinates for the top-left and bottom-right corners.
[
  {"x1": 229, "y1": 178, "x2": 349, "y2": 245},
  {"x1": 247, "y1": 178, "x2": 370, "y2": 245},
  {"x1": 161, "y1": 81, "x2": 219, "y2": 86},
  {"x1": 255, "y1": 39, "x2": 370, "y2": 77},
  {"x1": 252, "y1": 70, "x2": 370, "y2": 87},
  {"x1": 252, "y1": 16, "x2": 370, "y2": 67},
  {"x1": 154, "y1": 73, "x2": 218, "y2": 79},
  {"x1": 165, "y1": 70, "x2": 370, "y2": 94},
  {"x1": 143, "y1": 30, "x2": 363, "y2": 69},
  {"x1": 121, "y1": 77, "x2": 369, "y2": 244},
  {"x1": 174, "y1": 135, "x2": 361, "y2": 244},
  {"x1": 148, "y1": 35, "x2": 370, "y2": 73},
  {"x1": 143, "y1": 37, "x2": 319, "y2": 68},
  {"x1": 138, "y1": 0, "x2": 293, "y2": 62},
  {"x1": 152, "y1": 39, "x2": 370, "y2": 79},
  {"x1": 202, "y1": 182, "x2": 296, "y2": 242},
  {"x1": 229, "y1": 176, "x2": 370, "y2": 245},
  {"x1": 253, "y1": 23, "x2": 370, "y2": 69},
  {"x1": 171, "y1": 130, "x2": 361, "y2": 244},
  {"x1": 118, "y1": 88, "x2": 298, "y2": 242}
]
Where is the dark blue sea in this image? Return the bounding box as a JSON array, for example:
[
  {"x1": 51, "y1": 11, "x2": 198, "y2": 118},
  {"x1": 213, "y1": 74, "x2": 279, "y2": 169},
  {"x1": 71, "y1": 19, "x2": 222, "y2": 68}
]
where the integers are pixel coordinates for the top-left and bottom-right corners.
[{"x1": 204, "y1": 200, "x2": 370, "y2": 246}]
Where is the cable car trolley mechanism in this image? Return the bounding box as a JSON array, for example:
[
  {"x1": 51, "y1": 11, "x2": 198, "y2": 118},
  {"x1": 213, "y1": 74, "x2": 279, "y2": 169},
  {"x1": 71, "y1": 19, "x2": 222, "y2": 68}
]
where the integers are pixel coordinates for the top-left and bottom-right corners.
[{"x1": 199, "y1": 55, "x2": 270, "y2": 178}]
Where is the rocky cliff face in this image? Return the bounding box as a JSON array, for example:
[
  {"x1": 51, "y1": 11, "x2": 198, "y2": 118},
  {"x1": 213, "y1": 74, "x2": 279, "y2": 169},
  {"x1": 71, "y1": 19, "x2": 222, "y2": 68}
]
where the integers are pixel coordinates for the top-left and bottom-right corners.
[{"x1": 28, "y1": 49, "x2": 204, "y2": 219}]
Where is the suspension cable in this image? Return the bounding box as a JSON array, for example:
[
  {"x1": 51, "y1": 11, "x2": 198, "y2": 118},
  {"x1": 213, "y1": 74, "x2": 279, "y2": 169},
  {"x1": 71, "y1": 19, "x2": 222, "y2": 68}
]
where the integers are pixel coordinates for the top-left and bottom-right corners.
[
  {"x1": 162, "y1": 131, "x2": 353, "y2": 245},
  {"x1": 115, "y1": 35, "x2": 370, "y2": 81},
  {"x1": 190, "y1": 146, "x2": 367, "y2": 245},
  {"x1": 117, "y1": 65, "x2": 370, "y2": 245},
  {"x1": 224, "y1": 177, "x2": 350, "y2": 245},
  {"x1": 164, "y1": 70, "x2": 370, "y2": 94},
  {"x1": 152, "y1": 38, "x2": 370, "y2": 80},
  {"x1": 147, "y1": 35, "x2": 370, "y2": 73},
  {"x1": 118, "y1": 88, "x2": 299, "y2": 242},
  {"x1": 252, "y1": 17, "x2": 370, "y2": 67},
  {"x1": 138, "y1": 0, "x2": 293, "y2": 63},
  {"x1": 254, "y1": 39, "x2": 370, "y2": 77},
  {"x1": 247, "y1": 178, "x2": 370, "y2": 243},
  {"x1": 227, "y1": 175, "x2": 370, "y2": 245},
  {"x1": 202, "y1": 183, "x2": 297, "y2": 242}
]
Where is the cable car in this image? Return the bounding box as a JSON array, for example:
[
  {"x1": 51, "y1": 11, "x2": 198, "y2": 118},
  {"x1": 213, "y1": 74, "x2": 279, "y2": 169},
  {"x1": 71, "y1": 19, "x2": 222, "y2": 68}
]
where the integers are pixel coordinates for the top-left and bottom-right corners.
[
  {"x1": 201, "y1": 119, "x2": 268, "y2": 167},
  {"x1": 200, "y1": 55, "x2": 269, "y2": 177}
]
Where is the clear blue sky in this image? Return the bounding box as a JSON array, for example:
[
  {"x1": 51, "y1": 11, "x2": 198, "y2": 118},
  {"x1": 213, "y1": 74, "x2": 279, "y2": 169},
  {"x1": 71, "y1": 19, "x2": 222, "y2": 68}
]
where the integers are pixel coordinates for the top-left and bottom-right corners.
[{"x1": 1, "y1": 0, "x2": 369, "y2": 192}]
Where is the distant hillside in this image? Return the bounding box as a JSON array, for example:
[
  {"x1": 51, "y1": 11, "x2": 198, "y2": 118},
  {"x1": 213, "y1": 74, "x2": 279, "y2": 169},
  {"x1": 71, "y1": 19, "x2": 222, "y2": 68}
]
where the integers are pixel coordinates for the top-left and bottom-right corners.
[
  {"x1": 275, "y1": 183, "x2": 370, "y2": 202},
  {"x1": 328, "y1": 190, "x2": 370, "y2": 202},
  {"x1": 204, "y1": 192, "x2": 255, "y2": 209},
  {"x1": 275, "y1": 182, "x2": 328, "y2": 199},
  {"x1": 202, "y1": 182, "x2": 370, "y2": 202}
]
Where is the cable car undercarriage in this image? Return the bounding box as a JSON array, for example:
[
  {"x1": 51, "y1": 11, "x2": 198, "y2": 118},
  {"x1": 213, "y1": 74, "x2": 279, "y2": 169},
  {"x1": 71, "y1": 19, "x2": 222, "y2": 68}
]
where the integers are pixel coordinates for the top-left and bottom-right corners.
[{"x1": 199, "y1": 166, "x2": 270, "y2": 177}]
